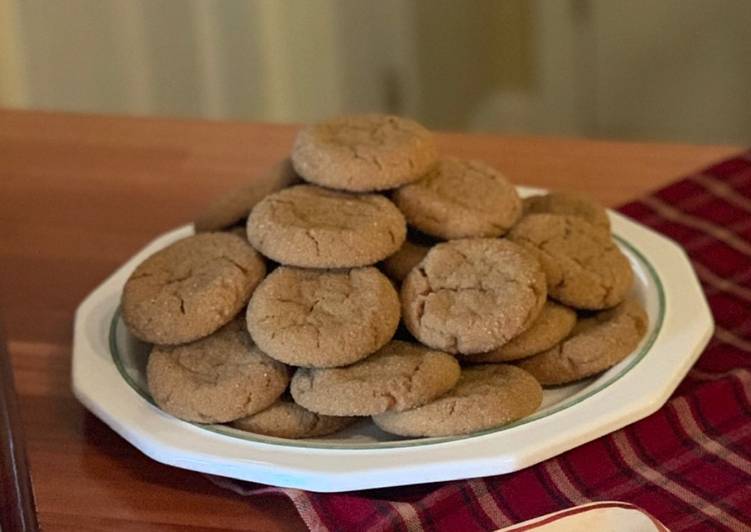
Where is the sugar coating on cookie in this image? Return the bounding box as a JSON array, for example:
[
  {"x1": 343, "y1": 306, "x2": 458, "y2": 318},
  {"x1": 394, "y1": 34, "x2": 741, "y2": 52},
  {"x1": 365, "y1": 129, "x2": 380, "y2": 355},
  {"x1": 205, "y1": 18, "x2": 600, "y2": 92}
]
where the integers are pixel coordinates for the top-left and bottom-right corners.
[
  {"x1": 523, "y1": 192, "x2": 610, "y2": 231},
  {"x1": 393, "y1": 158, "x2": 521, "y2": 239},
  {"x1": 518, "y1": 297, "x2": 648, "y2": 385},
  {"x1": 247, "y1": 266, "x2": 400, "y2": 367},
  {"x1": 381, "y1": 240, "x2": 431, "y2": 282},
  {"x1": 231, "y1": 397, "x2": 357, "y2": 439},
  {"x1": 194, "y1": 158, "x2": 300, "y2": 232},
  {"x1": 290, "y1": 340, "x2": 460, "y2": 416},
  {"x1": 373, "y1": 364, "x2": 542, "y2": 437},
  {"x1": 247, "y1": 184, "x2": 406, "y2": 268},
  {"x1": 292, "y1": 114, "x2": 438, "y2": 192},
  {"x1": 147, "y1": 319, "x2": 289, "y2": 423},
  {"x1": 508, "y1": 214, "x2": 632, "y2": 309},
  {"x1": 122, "y1": 232, "x2": 266, "y2": 345},
  {"x1": 401, "y1": 239, "x2": 547, "y2": 354},
  {"x1": 468, "y1": 300, "x2": 577, "y2": 362}
]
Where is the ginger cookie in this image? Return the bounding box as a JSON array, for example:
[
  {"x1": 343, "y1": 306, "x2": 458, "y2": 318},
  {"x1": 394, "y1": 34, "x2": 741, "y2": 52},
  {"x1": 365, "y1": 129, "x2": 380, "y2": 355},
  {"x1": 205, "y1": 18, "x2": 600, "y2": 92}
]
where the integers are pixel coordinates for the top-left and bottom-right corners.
[
  {"x1": 247, "y1": 184, "x2": 406, "y2": 268},
  {"x1": 401, "y1": 238, "x2": 546, "y2": 354},
  {"x1": 122, "y1": 233, "x2": 266, "y2": 345},
  {"x1": 518, "y1": 297, "x2": 648, "y2": 385},
  {"x1": 373, "y1": 364, "x2": 542, "y2": 437},
  {"x1": 231, "y1": 397, "x2": 356, "y2": 439},
  {"x1": 194, "y1": 158, "x2": 300, "y2": 232},
  {"x1": 523, "y1": 192, "x2": 610, "y2": 231},
  {"x1": 291, "y1": 114, "x2": 438, "y2": 192},
  {"x1": 247, "y1": 266, "x2": 400, "y2": 367},
  {"x1": 381, "y1": 240, "x2": 431, "y2": 283},
  {"x1": 226, "y1": 225, "x2": 248, "y2": 239},
  {"x1": 290, "y1": 340, "x2": 460, "y2": 416},
  {"x1": 468, "y1": 301, "x2": 577, "y2": 363},
  {"x1": 147, "y1": 319, "x2": 289, "y2": 423},
  {"x1": 393, "y1": 158, "x2": 521, "y2": 239},
  {"x1": 508, "y1": 214, "x2": 632, "y2": 309}
]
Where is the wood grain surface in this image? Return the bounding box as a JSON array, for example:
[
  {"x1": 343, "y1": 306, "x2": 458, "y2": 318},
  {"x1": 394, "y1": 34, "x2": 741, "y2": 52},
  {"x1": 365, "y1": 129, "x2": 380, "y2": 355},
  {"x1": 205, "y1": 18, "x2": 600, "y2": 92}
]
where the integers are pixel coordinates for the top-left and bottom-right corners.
[{"x1": 0, "y1": 108, "x2": 740, "y2": 531}]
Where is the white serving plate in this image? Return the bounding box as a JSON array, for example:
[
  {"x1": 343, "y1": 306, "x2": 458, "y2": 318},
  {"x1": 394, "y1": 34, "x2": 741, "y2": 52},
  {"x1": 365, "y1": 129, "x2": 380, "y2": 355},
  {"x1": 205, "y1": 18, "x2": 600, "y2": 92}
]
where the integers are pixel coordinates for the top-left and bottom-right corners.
[{"x1": 72, "y1": 187, "x2": 713, "y2": 492}]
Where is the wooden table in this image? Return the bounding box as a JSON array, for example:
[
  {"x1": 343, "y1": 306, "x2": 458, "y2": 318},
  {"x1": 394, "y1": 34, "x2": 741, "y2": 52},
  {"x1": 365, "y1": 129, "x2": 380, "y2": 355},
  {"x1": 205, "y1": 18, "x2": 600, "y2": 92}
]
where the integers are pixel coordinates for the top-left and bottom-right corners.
[{"x1": 0, "y1": 108, "x2": 740, "y2": 531}]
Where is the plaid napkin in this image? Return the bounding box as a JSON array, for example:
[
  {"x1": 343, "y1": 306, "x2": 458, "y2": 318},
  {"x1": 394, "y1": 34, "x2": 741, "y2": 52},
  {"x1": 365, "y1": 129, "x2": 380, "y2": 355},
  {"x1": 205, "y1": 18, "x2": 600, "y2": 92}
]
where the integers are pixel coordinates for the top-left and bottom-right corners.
[
  {"x1": 499, "y1": 501, "x2": 669, "y2": 531},
  {"x1": 210, "y1": 150, "x2": 751, "y2": 531}
]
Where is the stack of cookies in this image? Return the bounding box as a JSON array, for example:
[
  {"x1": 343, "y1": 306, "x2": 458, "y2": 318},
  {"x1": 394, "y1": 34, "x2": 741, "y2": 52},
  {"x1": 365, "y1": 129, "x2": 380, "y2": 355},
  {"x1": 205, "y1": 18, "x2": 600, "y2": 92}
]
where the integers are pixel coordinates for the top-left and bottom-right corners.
[{"x1": 122, "y1": 113, "x2": 648, "y2": 440}]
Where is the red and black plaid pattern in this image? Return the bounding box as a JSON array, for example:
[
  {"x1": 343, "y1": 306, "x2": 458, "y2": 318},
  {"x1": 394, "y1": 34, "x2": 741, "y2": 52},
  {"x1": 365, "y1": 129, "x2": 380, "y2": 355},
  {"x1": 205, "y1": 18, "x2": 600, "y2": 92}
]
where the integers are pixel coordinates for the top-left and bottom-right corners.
[{"x1": 211, "y1": 150, "x2": 751, "y2": 532}]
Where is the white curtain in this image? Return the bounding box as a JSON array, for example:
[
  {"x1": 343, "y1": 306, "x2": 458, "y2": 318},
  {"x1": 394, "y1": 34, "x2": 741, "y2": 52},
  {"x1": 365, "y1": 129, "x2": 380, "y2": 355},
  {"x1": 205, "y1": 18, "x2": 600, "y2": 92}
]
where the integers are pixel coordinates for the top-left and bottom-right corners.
[
  {"x1": 2, "y1": 0, "x2": 749, "y2": 144},
  {"x1": 0, "y1": 0, "x2": 420, "y2": 122}
]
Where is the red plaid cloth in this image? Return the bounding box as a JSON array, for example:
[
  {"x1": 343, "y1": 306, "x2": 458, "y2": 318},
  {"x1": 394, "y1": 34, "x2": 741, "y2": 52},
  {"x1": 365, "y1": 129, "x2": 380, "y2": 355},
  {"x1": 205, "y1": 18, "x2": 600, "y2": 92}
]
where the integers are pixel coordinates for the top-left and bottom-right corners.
[{"x1": 211, "y1": 151, "x2": 751, "y2": 532}]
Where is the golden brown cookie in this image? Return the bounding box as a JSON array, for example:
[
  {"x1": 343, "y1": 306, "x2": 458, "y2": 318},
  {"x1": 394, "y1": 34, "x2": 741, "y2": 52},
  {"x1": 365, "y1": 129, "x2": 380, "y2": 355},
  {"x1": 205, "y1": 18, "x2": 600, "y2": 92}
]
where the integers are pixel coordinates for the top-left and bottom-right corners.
[
  {"x1": 231, "y1": 397, "x2": 357, "y2": 439},
  {"x1": 518, "y1": 298, "x2": 648, "y2": 385},
  {"x1": 291, "y1": 114, "x2": 438, "y2": 192},
  {"x1": 194, "y1": 158, "x2": 300, "y2": 232},
  {"x1": 290, "y1": 340, "x2": 460, "y2": 416},
  {"x1": 393, "y1": 158, "x2": 521, "y2": 239},
  {"x1": 247, "y1": 266, "x2": 400, "y2": 367},
  {"x1": 122, "y1": 233, "x2": 266, "y2": 345},
  {"x1": 508, "y1": 214, "x2": 632, "y2": 309},
  {"x1": 381, "y1": 240, "x2": 431, "y2": 283},
  {"x1": 247, "y1": 184, "x2": 406, "y2": 268},
  {"x1": 147, "y1": 319, "x2": 289, "y2": 423},
  {"x1": 373, "y1": 364, "x2": 542, "y2": 437},
  {"x1": 226, "y1": 225, "x2": 248, "y2": 239},
  {"x1": 468, "y1": 301, "x2": 577, "y2": 362},
  {"x1": 523, "y1": 192, "x2": 610, "y2": 231},
  {"x1": 401, "y1": 239, "x2": 546, "y2": 354}
]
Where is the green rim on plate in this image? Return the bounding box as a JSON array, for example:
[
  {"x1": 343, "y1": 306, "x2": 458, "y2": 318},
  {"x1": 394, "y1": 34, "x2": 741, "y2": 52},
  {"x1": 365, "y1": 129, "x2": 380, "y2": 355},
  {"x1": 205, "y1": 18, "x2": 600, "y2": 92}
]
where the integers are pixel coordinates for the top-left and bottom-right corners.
[{"x1": 109, "y1": 234, "x2": 665, "y2": 450}]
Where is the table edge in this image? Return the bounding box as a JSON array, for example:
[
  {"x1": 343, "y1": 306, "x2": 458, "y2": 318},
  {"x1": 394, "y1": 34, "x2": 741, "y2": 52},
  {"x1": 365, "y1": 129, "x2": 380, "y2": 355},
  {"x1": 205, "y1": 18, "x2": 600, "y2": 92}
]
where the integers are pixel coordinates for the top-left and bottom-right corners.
[{"x1": 1, "y1": 327, "x2": 39, "y2": 532}]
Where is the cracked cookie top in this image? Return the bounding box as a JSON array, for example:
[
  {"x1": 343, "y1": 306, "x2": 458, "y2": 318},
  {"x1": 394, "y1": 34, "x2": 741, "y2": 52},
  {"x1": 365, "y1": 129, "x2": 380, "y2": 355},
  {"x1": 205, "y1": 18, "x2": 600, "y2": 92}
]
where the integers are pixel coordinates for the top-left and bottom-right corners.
[
  {"x1": 246, "y1": 266, "x2": 400, "y2": 367},
  {"x1": 122, "y1": 232, "x2": 266, "y2": 345},
  {"x1": 401, "y1": 238, "x2": 547, "y2": 354},
  {"x1": 247, "y1": 184, "x2": 406, "y2": 268},
  {"x1": 291, "y1": 114, "x2": 438, "y2": 192},
  {"x1": 518, "y1": 297, "x2": 648, "y2": 385},
  {"x1": 508, "y1": 214, "x2": 632, "y2": 309},
  {"x1": 232, "y1": 397, "x2": 357, "y2": 439},
  {"x1": 393, "y1": 158, "x2": 522, "y2": 239},
  {"x1": 194, "y1": 158, "x2": 300, "y2": 232},
  {"x1": 523, "y1": 191, "x2": 611, "y2": 231},
  {"x1": 467, "y1": 300, "x2": 577, "y2": 363},
  {"x1": 373, "y1": 364, "x2": 543, "y2": 437},
  {"x1": 147, "y1": 318, "x2": 289, "y2": 423},
  {"x1": 290, "y1": 340, "x2": 460, "y2": 416}
]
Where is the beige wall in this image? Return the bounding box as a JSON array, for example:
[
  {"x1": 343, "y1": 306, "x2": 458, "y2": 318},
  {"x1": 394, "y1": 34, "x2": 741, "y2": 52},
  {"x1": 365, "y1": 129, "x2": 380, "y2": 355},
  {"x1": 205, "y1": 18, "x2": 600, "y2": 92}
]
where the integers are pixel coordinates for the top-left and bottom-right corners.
[
  {"x1": 0, "y1": 0, "x2": 26, "y2": 106},
  {"x1": 591, "y1": 0, "x2": 751, "y2": 144},
  {"x1": 412, "y1": 0, "x2": 532, "y2": 129},
  {"x1": 1, "y1": 0, "x2": 748, "y2": 144}
]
